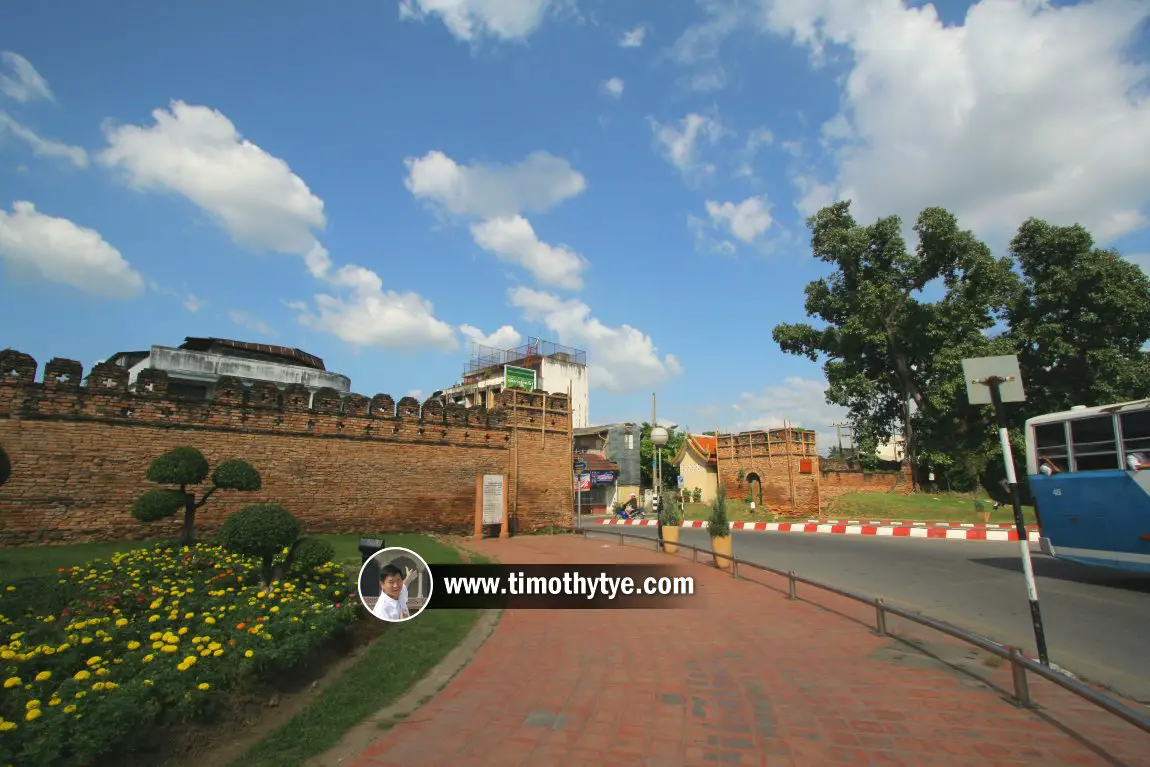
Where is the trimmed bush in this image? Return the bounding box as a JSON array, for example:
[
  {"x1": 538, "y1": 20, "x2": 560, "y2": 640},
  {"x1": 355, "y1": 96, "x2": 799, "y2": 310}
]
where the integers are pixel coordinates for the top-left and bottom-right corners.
[
  {"x1": 210, "y1": 459, "x2": 262, "y2": 492},
  {"x1": 709, "y1": 485, "x2": 731, "y2": 538},
  {"x1": 130, "y1": 489, "x2": 186, "y2": 523},
  {"x1": 218, "y1": 504, "x2": 301, "y2": 585},
  {"x1": 290, "y1": 537, "x2": 336, "y2": 576},
  {"x1": 145, "y1": 446, "x2": 210, "y2": 486}
]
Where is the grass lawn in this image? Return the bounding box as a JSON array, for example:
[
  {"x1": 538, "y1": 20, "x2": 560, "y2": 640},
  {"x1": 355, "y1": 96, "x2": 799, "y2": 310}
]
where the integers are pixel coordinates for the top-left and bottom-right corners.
[
  {"x1": 679, "y1": 492, "x2": 1037, "y2": 525},
  {"x1": 229, "y1": 534, "x2": 479, "y2": 766},
  {"x1": 230, "y1": 607, "x2": 479, "y2": 767}
]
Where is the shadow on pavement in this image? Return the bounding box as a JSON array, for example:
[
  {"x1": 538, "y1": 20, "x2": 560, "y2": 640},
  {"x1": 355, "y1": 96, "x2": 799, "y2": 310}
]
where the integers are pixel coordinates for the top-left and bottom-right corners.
[{"x1": 970, "y1": 555, "x2": 1150, "y2": 593}]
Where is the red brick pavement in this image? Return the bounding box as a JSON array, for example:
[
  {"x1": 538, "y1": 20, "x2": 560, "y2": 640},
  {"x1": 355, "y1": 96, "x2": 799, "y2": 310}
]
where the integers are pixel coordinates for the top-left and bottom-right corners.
[{"x1": 351, "y1": 536, "x2": 1150, "y2": 767}]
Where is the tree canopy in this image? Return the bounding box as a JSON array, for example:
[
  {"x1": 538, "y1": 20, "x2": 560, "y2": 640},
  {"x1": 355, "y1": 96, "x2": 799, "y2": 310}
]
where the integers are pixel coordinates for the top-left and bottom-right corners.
[{"x1": 773, "y1": 201, "x2": 1150, "y2": 493}]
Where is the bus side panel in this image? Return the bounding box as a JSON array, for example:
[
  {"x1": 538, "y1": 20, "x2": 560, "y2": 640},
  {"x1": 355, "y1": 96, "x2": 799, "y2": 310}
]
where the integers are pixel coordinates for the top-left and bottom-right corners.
[{"x1": 1028, "y1": 472, "x2": 1119, "y2": 568}]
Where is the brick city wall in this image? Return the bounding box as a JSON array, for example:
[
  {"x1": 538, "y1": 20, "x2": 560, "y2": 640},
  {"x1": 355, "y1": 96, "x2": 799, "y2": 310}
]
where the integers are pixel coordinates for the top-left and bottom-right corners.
[
  {"x1": 715, "y1": 431, "x2": 913, "y2": 516},
  {"x1": 716, "y1": 430, "x2": 820, "y2": 518},
  {"x1": 0, "y1": 350, "x2": 572, "y2": 546},
  {"x1": 818, "y1": 466, "x2": 913, "y2": 502}
]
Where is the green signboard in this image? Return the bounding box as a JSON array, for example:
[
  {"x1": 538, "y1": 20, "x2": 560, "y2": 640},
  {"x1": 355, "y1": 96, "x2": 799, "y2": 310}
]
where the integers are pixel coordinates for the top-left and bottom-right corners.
[{"x1": 504, "y1": 365, "x2": 537, "y2": 392}]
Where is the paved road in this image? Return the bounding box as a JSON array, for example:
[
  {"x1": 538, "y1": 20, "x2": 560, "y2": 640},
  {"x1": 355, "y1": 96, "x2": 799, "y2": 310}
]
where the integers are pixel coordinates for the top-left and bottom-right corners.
[{"x1": 585, "y1": 524, "x2": 1150, "y2": 703}]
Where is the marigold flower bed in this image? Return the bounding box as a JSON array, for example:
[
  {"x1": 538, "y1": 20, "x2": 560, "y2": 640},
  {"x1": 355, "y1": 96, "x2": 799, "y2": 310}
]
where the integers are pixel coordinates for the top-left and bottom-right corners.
[{"x1": 0, "y1": 542, "x2": 358, "y2": 766}]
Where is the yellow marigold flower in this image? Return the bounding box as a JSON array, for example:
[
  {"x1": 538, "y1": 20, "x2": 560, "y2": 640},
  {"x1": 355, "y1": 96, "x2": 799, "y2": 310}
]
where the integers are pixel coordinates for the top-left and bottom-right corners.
[
  {"x1": 43, "y1": 615, "x2": 56, "y2": 623},
  {"x1": 148, "y1": 615, "x2": 160, "y2": 623},
  {"x1": 184, "y1": 612, "x2": 194, "y2": 620},
  {"x1": 270, "y1": 606, "x2": 279, "y2": 613},
  {"x1": 244, "y1": 650, "x2": 254, "y2": 659},
  {"x1": 149, "y1": 632, "x2": 162, "y2": 641},
  {"x1": 142, "y1": 654, "x2": 154, "y2": 663},
  {"x1": 63, "y1": 705, "x2": 76, "y2": 714},
  {"x1": 95, "y1": 668, "x2": 108, "y2": 677},
  {"x1": 74, "y1": 691, "x2": 85, "y2": 699},
  {"x1": 199, "y1": 649, "x2": 210, "y2": 657},
  {"x1": 143, "y1": 679, "x2": 153, "y2": 686},
  {"x1": 127, "y1": 641, "x2": 141, "y2": 651},
  {"x1": 212, "y1": 649, "x2": 224, "y2": 657},
  {"x1": 176, "y1": 663, "x2": 189, "y2": 672},
  {"x1": 92, "y1": 682, "x2": 106, "y2": 692},
  {"x1": 25, "y1": 709, "x2": 41, "y2": 721},
  {"x1": 197, "y1": 683, "x2": 210, "y2": 691},
  {"x1": 48, "y1": 697, "x2": 61, "y2": 707},
  {"x1": 0, "y1": 650, "x2": 13, "y2": 660},
  {"x1": 0, "y1": 721, "x2": 16, "y2": 731},
  {"x1": 34, "y1": 671, "x2": 51, "y2": 682},
  {"x1": 161, "y1": 645, "x2": 178, "y2": 653},
  {"x1": 25, "y1": 700, "x2": 40, "y2": 710},
  {"x1": 208, "y1": 642, "x2": 221, "y2": 651},
  {"x1": 80, "y1": 637, "x2": 93, "y2": 645},
  {"x1": 204, "y1": 616, "x2": 216, "y2": 625},
  {"x1": 86, "y1": 656, "x2": 102, "y2": 667}
]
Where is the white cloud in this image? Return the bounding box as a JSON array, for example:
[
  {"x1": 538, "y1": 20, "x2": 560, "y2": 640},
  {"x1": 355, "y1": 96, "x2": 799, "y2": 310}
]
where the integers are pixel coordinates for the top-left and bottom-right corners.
[
  {"x1": 705, "y1": 196, "x2": 773, "y2": 243},
  {"x1": 687, "y1": 214, "x2": 738, "y2": 256},
  {"x1": 100, "y1": 100, "x2": 458, "y2": 352},
  {"x1": 99, "y1": 101, "x2": 329, "y2": 265},
  {"x1": 0, "y1": 201, "x2": 144, "y2": 298},
  {"x1": 404, "y1": 149, "x2": 586, "y2": 219},
  {"x1": 228, "y1": 309, "x2": 273, "y2": 337},
  {"x1": 148, "y1": 279, "x2": 203, "y2": 312},
  {"x1": 509, "y1": 286, "x2": 682, "y2": 393},
  {"x1": 759, "y1": 0, "x2": 1150, "y2": 243},
  {"x1": 470, "y1": 215, "x2": 587, "y2": 289},
  {"x1": 0, "y1": 114, "x2": 88, "y2": 168},
  {"x1": 460, "y1": 323, "x2": 523, "y2": 349},
  {"x1": 407, "y1": 389, "x2": 424, "y2": 400},
  {"x1": 732, "y1": 376, "x2": 848, "y2": 452},
  {"x1": 735, "y1": 127, "x2": 775, "y2": 180},
  {"x1": 650, "y1": 113, "x2": 725, "y2": 176},
  {"x1": 292, "y1": 264, "x2": 458, "y2": 352},
  {"x1": 0, "y1": 52, "x2": 53, "y2": 103},
  {"x1": 665, "y1": 0, "x2": 747, "y2": 92},
  {"x1": 602, "y1": 76, "x2": 624, "y2": 98},
  {"x1": 398, "y1": 0, "x2": 557, "y2": 42},
  {"x1": 619, "y1": 24, "x2": 648, "y2": 47}
]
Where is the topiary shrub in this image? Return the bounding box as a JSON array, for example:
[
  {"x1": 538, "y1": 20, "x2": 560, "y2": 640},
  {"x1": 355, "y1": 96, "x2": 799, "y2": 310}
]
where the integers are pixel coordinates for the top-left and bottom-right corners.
[
  {"x1": 660, "y1": 492, "x2": 682, "y2": 527},
  {"x1": 709, "y1": 485, "x2": 731, "y2": 538},
  {"x1": 218, "y1": 503, "x2": 301, "y2": 585},
  {"x1": 290, "y1": 536, "x2": 335, "y2": 576},
  {"x1": 131, "y1": 447, "x2": 262, "y2": 546}
]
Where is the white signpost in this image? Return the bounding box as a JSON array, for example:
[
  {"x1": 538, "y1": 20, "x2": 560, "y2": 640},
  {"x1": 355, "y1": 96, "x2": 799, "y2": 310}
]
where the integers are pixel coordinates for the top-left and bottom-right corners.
[
  {"x1": 482, "y1": 474, "x2": 505, "y2": 526},
  {"x1": 962, "y1": 354, "x2": 1050, "y2": 666}
]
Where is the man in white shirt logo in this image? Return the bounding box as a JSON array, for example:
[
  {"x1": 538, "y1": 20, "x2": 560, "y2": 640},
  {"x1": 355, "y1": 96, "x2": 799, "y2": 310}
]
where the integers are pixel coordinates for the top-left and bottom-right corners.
[{"x1": 372, "y1": 563, "x2": 418, "y2": 621}]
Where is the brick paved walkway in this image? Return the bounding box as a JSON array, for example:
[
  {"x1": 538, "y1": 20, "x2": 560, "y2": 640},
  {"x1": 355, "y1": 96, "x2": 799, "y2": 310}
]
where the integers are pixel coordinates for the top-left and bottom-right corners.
[{"x1": 350, "y1": 535, "x2": 1149, "y2": 767}]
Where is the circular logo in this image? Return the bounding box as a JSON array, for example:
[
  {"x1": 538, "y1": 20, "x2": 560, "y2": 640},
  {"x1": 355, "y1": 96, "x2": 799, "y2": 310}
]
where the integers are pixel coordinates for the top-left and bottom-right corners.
[{"x1": 357, "y1": 546, "x2": 434, "y2": 623}]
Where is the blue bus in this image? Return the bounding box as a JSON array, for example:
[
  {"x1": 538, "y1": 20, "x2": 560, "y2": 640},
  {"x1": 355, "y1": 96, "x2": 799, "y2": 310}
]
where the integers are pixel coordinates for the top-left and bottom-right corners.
[{"x1": 1026, "y1": 399, "x2": 1150, "y2": 574}]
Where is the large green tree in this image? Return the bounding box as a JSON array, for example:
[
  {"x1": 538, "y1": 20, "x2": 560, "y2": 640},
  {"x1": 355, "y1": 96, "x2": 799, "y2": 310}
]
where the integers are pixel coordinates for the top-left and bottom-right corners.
[
  {"x1": 638, "y1": 422, "x2": 686, "y2": 490},
  {"x1": 1005, "y1": 219, "x2": 1150, "y2": 417},
  {"x1": 772, "y1": 202, "x2": 1016, "y2": 483}
]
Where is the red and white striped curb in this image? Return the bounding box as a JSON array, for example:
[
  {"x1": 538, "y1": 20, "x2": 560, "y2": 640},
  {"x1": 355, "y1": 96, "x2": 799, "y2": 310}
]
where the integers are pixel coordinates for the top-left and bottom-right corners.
[
  {"x1": 810, "y1": 519, "x2": 1037, "y2": 531},
  {"x1": 595, "y1": 518, "x2": 1039, "y2": 541}
]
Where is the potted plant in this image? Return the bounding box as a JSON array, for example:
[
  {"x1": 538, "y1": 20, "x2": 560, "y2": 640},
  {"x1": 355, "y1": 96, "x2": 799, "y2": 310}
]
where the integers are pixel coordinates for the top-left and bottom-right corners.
[
  {"x1": 660, "y1": 492, "x2": 682, "y2": 555},
  {"x1": 709, "y1": 485, "x2": 733, "y2": 570}
]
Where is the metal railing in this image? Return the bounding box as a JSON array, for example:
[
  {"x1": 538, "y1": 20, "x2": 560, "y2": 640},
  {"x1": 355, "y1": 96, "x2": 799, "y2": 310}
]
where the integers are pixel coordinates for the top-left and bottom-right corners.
[{"x1": 577, "y1": 527, "x2": 1150, "y2": 735}]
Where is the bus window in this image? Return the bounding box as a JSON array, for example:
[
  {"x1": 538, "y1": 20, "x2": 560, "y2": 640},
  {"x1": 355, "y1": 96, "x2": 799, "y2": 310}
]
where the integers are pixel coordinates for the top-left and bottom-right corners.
[
  {"x1": 1119, "y1": 409, "x2": 1150, "y2": 454},
  {"x1": 1070, "y1": 416, "x2": 1120, "y2": 471},
  {"x1": 1033, "y1": 421, "x2": 1069, "y2": 471}
]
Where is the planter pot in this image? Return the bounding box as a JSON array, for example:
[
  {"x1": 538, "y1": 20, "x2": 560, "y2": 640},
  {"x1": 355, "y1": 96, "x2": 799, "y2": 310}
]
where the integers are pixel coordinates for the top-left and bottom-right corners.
[
  {"x1": 662, "y1": 524, "x2": 680, "y2": 555},
  {"x1": 711, "y1": 534, "x2": 733, "y2": 571}
]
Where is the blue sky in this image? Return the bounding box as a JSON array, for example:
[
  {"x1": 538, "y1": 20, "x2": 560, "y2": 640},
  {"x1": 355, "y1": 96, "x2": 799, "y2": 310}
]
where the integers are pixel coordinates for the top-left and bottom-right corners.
[{"x1": 2, "y1": 0, "x2": 1149, "y2": 447}]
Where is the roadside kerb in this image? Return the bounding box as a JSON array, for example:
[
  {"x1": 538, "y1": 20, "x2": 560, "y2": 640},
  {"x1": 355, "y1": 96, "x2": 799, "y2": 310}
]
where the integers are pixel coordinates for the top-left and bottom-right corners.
[
  {"x1": 596, "y1": 518, "x2": 1041, "y2": 541},
  {"x1": 576, "y1": 526, "x2": 1150, "y2": 737}
]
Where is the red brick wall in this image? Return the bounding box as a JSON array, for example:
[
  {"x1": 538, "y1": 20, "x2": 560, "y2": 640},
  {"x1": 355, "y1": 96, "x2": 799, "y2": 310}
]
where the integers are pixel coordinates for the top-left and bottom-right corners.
[
  {"x1": 714, "y1": 431, "x2": 913, "y2": 516},
  {"x1": 716, "y1": 431, "x2": 820, "y2": 518},
  {"x1": 0, "y1": 351, "x2": 572, "y2": 546},
  {"x1": 819, "y1": 467, "x2": 913, "y2": 502}
]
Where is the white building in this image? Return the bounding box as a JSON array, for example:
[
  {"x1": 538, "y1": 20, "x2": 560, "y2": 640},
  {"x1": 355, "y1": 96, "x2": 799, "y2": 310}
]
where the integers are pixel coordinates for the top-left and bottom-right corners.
[
  {"x1": 106, "y1": 337, "x2": 351, "y2": 403},
  {"x1": 439, "y1": 338, "x2": 589, "y2": 428}
]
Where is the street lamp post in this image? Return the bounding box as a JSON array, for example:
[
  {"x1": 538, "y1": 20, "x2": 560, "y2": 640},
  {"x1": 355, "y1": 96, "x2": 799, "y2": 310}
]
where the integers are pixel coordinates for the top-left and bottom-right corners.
[{"x1": 651, "y1": 426, "x2": 669, "y2": 550}]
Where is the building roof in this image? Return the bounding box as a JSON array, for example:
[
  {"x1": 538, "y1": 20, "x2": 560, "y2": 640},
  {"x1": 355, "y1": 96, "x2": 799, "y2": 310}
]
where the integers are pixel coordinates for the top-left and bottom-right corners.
[
  {"x1": 179, "y1": 337, "x2": 327, "y2": 371},
  {"x1": 671, "y1": 434, "x2": 717, "y2": 467},
  {"x1": 577, "y1": 452, "x2": 620, "y2": 472}
]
